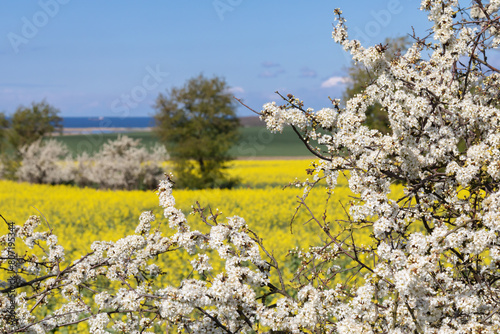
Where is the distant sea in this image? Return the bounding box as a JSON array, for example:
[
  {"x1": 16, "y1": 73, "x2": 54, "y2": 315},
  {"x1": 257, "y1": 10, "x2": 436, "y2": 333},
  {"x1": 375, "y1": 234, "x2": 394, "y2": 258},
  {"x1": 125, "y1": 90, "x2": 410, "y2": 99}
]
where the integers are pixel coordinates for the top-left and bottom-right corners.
[
  {"x1": 61, "y1": 115, "x2": 262, "y2": 129},
  {"x1": 62, "y1": 117, "x2": 155, "y2": 128}
]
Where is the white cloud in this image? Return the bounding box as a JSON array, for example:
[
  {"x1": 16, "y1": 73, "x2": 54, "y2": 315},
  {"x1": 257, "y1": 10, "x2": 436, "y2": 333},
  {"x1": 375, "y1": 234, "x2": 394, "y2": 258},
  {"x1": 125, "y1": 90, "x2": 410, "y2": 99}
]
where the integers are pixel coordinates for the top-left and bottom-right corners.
[
  {"x1": 259, "y1": 69, "x2": 285, "y2": 78},
  {"x1": 87, "y1": 100, "x2": 102, "y2": 108},
  {"x1": 261, "y1": 61, "x2": 280, "y2": 68},
  {"x1": 321, "y1": 76, "x2": 349, "y2": 88},
  {"x1": 225, "y1": 86, "x2": 245, "y2": 94},
  {"x1": 300, "y1": 67, "x2": 317, "y2": 78}
]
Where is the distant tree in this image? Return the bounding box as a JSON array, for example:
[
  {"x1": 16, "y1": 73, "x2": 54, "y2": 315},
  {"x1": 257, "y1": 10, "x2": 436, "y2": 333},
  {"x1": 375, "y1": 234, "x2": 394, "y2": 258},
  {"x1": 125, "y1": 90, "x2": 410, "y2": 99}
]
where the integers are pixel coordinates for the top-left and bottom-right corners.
[
  {"x1": 0, "y1": 112, "x2": 8, "y2": 150},
  {"x1": 342, "y1": 36, "x2": 408, "y2": 134},
  {"x1": 8, "y1": 100, "x2": 63, "y2": 150},
  {"x1": 16, "y1": 139, "x2": 74, "y2": 185},
  {"x1": 154, "y1": 74, "x2": 240, "y2": 189},
  {"x1": 0, "y1": 113, "x2": 8, "y2": 178},
  {"x1": 75, "y1": 135, "x2": 168, "y2": 190}
]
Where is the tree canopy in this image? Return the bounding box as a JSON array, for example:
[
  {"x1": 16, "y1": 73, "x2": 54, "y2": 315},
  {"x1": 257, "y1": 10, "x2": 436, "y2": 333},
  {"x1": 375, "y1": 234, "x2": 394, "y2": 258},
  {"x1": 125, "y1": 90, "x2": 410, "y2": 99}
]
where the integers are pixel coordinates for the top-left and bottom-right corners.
[
  {"x1": 0, "y1": 100, "x2": 62, "y2": 179},
  {"x1": 7, "y1": 100, "x2": 63, "y2": 150},
  {"x1": 0, "y1": 113, "x2": 8, "y2": 150},
  {"x1": 154, "y1": 74, "x2": 240, "y2": 189}
]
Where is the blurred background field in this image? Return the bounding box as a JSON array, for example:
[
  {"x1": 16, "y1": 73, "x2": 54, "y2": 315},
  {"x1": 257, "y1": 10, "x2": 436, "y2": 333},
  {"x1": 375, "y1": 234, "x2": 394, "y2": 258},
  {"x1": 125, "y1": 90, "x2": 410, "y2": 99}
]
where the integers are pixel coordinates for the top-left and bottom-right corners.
[{"x1": 49, "y1": 126, "x2": 312, "y2": 157}]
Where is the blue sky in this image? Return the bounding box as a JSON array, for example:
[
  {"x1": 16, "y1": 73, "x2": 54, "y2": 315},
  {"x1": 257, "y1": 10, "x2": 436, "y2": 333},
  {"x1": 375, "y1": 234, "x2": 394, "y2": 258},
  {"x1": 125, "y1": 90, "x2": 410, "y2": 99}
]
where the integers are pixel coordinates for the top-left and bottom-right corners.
[{"x1": 0, "y1": 1, "x2": 431, "y2": 117}]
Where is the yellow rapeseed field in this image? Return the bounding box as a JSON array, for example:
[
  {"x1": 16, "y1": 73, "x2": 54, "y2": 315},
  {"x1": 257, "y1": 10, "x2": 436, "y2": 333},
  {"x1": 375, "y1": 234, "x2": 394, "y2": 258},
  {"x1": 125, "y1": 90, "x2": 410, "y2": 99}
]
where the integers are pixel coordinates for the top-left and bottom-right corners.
[{"x1": 0, "y1": 160, "x2": 404, "y2": 286}]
